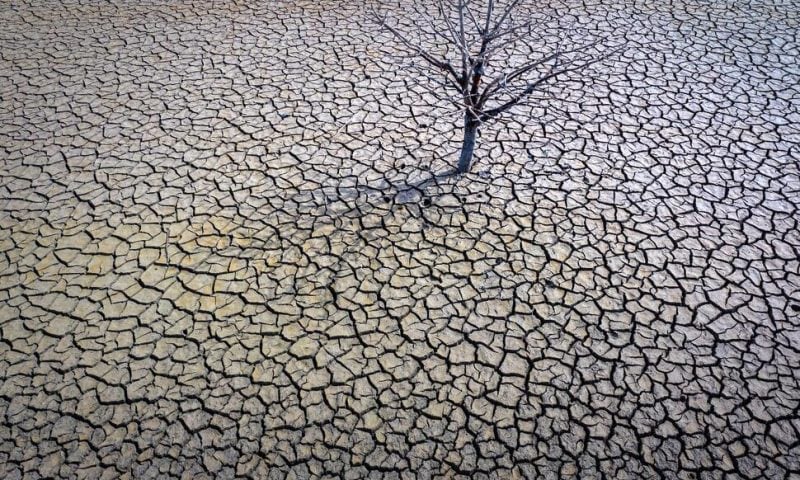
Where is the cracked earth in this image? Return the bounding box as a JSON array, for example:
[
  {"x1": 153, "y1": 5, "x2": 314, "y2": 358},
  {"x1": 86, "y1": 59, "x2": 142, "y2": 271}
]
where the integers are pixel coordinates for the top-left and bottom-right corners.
[{"x1": 1, "y1": 0, "x2": 800, "y2": 478}]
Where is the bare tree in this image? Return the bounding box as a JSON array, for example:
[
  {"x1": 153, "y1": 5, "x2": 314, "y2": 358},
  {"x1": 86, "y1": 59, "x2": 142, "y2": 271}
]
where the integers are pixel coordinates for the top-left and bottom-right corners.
[{"x1": 372, "y1": 0, "x2": 614, "y2": 174}]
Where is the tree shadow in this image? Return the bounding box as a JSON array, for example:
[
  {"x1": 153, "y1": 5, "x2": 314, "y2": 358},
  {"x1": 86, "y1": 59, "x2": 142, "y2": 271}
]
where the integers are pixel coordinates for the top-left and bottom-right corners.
[{"x1": 298, "y1": 166, "x2": 468, "y2": 222}]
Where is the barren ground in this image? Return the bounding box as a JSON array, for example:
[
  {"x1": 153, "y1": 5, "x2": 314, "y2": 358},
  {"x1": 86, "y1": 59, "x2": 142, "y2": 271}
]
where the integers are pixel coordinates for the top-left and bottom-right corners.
[{"x1": 1, "y1": 0, "x2": 799, "y2": 478}]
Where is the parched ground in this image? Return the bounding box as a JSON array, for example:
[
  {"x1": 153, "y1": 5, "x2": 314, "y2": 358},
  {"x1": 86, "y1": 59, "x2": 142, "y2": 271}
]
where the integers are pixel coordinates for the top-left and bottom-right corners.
[{"x1": 1, "y1": 0, "x2": 799, "y2": 478}]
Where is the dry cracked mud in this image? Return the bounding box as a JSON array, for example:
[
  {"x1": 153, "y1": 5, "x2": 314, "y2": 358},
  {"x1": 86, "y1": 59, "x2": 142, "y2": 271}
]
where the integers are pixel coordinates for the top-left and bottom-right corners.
[{"x1": 1, "y1": 0, "x2": 800, "y2": 478}]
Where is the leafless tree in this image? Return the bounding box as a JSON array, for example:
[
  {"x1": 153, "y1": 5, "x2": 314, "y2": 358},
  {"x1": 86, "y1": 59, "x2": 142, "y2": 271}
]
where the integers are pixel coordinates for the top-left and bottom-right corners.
[{"x1": 372, "y1": 0, "x2": 615, "y2": 174}]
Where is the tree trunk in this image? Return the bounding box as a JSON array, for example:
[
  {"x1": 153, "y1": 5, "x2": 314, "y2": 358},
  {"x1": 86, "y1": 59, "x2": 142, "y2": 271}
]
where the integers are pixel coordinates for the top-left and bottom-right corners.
[{"x1": 456, "y1": 115, "x2": 479, "y2": 173}]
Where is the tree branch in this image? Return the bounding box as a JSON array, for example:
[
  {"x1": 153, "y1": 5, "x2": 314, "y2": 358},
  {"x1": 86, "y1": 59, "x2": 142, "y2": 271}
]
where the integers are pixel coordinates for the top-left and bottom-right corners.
[
  {"x1": 477, "y1": 39, "x2": 602, "y2": 107},
  {"x1": 479, "y1": 51, "x2": 612, "y2": 121},
  {"x1": 373, "y1": 0, "x2": 622, "y2": 136},
  {"x1": 489, "y1": 0, "x2": 524, "y2": 35},
  {"x1": 372, "y1": 9, "x2": 464, "y2": 90}
]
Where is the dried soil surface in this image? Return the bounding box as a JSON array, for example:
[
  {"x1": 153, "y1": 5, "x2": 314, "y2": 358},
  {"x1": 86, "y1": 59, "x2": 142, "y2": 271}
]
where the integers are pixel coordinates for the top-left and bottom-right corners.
[{"x1": 1, "y1": 0, "x2": 799, "y2": 478}]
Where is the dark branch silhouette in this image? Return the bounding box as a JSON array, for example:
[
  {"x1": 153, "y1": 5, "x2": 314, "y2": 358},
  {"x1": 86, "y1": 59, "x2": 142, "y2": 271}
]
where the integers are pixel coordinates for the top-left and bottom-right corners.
[{"x1": 372, "y1": 0, "x2": 618, "y2": 174}]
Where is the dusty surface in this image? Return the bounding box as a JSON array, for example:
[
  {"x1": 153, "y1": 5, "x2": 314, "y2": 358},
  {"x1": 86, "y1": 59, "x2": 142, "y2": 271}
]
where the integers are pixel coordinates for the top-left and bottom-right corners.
[{"x1": 1, "y1": 0, "x2": 800, "y2": 478}]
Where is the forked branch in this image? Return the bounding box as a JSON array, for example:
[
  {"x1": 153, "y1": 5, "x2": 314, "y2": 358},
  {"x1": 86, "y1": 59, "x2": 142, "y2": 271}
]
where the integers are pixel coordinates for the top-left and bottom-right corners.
[{"x1": 370, "y1": 0, "x2": 619, "y2": 173}]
